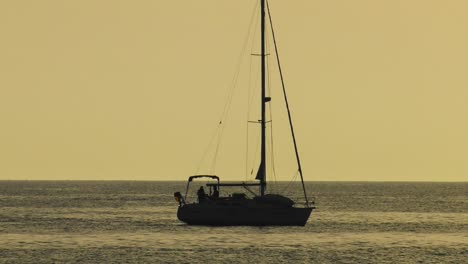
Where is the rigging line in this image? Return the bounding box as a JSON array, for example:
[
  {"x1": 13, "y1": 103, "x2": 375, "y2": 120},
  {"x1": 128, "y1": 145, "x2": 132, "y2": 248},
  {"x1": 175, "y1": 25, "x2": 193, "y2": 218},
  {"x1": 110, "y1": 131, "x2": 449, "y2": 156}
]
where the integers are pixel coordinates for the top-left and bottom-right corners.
[
  {"x1": 267, "y1": 0, "x2": 310, "y2": 206},
  {"x1": 246, "y1": 65, "x2": 261, "y2": 180},
  {"x1": 265, "y1": 30, "x2": 277, "y2": 186},
  {"x1": 246, "y1": 55, "x2": 260, "y2": 179},
  {"x1": 246, "y1": 3, "x2": 260, "y2": 126},
  {"x1": 249, "y1": 7, "x2": 260, "y2": 99},
  {"x1": 280, "y1": 169, "x2": 299, "y2": 196},
  {"x1": 195, "y1": 2, "x2": 259, "y2": 174},
  {"x1": 215, "y1": 0, "x2": 258, "y2": 146},
  {"x1": 245, "y1": 88, "x2": 250, "y2": 180},
  {"x1": 246, "y1": 2, "x2": 268, "y2": 181},
  {"x1": 195, "y1": 124, "x2": 221, "y2": 174},
  {"x1": 267, "y1": 27, "x2": 278, "y2": 187},
  {"x1": 246, "y1": 11, "x2": 260, "y2": 181},
  {"x1": 247, "y1": 59, "x2": 260, "y2": 110},
  {"x1": 266, "y1": 67, "x2": 275, "y2": 189},
  {"x1": 245, "y1": 45, "x2": 253, "y2": 181},
  {"x1": 249, "y1": 131, "x2": 261, "y2": 179},
  {"x1": 219, "y1": 0, "x2": 259, "y2": 121},
  {"x1": 210, "y1": 1, "x2": 259, "y2": 173}
]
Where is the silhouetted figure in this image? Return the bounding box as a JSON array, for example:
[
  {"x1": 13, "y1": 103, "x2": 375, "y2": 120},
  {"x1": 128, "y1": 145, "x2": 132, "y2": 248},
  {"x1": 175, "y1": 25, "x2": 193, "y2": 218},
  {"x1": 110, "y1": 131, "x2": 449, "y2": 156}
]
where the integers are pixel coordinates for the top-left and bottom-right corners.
[
  {"x1": 197, "y1": 186, "x2": 206, "y2": 203},
  {"x1": 212, "y1": 186, "x2": 219, "y2": 199},
  {"x1": 174, "y1": 192, "x2": 185, "y2": 206}
]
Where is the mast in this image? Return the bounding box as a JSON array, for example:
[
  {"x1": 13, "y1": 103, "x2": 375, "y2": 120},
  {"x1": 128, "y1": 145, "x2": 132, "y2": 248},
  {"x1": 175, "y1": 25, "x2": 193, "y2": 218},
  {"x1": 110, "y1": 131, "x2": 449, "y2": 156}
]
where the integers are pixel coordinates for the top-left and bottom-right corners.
[{"x1": 260, "y1": 0, "x2": 267, "y2": 196}]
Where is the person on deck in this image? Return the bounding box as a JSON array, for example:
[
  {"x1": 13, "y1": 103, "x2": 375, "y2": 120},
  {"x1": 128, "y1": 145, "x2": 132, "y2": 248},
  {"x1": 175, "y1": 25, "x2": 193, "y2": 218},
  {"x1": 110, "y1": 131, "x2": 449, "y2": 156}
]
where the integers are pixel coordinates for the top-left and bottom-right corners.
[
  {"x1": 197, "y1": 186, "x2": 206, "y2": 203},
  {"x1": 211, "y1": 185, "x2": 219, "y2": 199}
]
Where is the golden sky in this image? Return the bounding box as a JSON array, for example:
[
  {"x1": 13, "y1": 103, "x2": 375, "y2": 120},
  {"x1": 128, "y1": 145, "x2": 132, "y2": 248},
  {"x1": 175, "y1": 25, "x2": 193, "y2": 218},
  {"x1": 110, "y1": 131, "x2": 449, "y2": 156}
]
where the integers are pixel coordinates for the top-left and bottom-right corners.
[{"x1": 0, "y1": 0, "x2": 467, "y2": 181}]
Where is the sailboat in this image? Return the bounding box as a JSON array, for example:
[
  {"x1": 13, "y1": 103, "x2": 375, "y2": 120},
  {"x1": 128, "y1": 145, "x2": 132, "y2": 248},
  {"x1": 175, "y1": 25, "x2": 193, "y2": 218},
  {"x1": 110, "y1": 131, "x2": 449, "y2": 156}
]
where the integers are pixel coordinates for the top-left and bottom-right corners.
[{"x1": 174, "y1": 0, "x2": 314, "y2": 226}]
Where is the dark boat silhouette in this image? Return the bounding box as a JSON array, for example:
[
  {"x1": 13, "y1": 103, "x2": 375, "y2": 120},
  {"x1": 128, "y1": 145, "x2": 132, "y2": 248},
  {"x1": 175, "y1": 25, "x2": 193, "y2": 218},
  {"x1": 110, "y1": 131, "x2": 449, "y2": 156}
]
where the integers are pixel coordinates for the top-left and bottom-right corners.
[{"x1": 174, "y1": 0, "x2": 314, "y2": 226}]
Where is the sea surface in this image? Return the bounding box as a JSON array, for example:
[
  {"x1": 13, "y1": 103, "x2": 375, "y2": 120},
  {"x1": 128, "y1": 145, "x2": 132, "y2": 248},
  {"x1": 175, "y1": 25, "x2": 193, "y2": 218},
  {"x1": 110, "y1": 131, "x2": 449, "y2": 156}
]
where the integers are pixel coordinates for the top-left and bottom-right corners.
[{"x1": 0, "y1": 181, "x2": 466, "y2": 263}]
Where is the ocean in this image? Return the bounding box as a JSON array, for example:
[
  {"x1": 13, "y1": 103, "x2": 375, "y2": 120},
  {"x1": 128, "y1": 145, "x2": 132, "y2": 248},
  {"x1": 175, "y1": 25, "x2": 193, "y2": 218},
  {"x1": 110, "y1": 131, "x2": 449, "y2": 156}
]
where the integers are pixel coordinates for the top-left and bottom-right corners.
[{"x1": 0, "y1": 181, "x2": 466, "y2": 263}]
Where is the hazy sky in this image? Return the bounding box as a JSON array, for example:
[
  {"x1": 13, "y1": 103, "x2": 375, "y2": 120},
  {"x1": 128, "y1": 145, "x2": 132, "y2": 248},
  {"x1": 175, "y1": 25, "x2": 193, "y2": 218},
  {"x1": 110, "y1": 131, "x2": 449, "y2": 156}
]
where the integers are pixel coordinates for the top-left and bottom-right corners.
[{"x1": 0, "y1": 0, "x2": 467, "y2": 181}]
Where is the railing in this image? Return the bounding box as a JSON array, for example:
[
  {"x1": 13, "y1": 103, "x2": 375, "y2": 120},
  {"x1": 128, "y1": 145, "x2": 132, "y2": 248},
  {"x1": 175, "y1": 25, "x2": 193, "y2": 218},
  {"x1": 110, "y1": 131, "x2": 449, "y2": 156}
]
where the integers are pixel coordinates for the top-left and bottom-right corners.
[{"x1": 289, "y1": 196, "x2": 317, "y2": 208}]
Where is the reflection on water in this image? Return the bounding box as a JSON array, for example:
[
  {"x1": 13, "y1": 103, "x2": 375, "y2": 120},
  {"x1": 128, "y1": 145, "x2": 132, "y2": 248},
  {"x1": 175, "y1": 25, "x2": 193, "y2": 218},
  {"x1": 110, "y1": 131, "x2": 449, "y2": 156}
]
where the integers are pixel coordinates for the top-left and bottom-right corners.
[{"x1": 0, "y1": 181, "x2": 466, "y2": 263}]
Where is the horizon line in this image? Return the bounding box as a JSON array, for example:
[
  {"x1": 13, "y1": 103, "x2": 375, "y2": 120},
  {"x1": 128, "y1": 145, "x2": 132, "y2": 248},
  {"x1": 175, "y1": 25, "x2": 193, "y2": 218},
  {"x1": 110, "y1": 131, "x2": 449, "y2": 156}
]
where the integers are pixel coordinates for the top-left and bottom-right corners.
[{"x1": 0, "y1": 179, "x2": 466, "y2": 183}]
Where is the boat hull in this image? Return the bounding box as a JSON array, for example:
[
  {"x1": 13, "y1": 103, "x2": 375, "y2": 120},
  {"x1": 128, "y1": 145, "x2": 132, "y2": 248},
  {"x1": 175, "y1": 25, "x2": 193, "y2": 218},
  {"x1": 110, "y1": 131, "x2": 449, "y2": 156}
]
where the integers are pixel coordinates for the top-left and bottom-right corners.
[{"x1": 177, "y1": 203, "x2": 313, "y2": 226}]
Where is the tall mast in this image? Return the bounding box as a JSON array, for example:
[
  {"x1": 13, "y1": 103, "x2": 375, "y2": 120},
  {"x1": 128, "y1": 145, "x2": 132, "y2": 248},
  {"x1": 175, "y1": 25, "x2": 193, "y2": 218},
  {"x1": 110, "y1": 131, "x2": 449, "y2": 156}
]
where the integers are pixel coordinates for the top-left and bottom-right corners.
[{"x1": 260, "y1": 0, "x2": 266, "y2": 196}]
